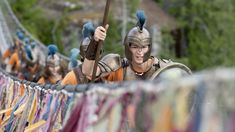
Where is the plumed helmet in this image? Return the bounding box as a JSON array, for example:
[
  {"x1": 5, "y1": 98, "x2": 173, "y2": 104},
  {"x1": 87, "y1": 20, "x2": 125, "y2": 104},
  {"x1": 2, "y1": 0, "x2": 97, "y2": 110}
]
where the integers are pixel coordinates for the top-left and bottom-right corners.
[
  {"x1": 46, "y1": 44, "x2": 60, "y2": 67},
  {"x1": 80, "y1": 22, "x2": 95, "y2": 61},
  {"x1": 124, "y1": 10, "x2": 152, "y2": 62},
  {"x1": 16, "y1": 29, "x2": 24, "y2": 41},
  {"x1": 24, "y1": 37, "x2": 30, "y2": 45},
  {"x1": 30, "y1": 41, "x2": 37, "y2": 49},
  {"x1": 24, "y1": 44, "x2": 33, "y2": 61}
]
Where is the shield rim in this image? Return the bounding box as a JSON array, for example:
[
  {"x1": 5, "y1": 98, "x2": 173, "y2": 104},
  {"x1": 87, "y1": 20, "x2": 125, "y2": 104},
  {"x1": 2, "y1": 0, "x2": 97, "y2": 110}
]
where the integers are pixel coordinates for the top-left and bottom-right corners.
[{"x1": 150, "y1": 62, "x2": 192, "y2": 80}]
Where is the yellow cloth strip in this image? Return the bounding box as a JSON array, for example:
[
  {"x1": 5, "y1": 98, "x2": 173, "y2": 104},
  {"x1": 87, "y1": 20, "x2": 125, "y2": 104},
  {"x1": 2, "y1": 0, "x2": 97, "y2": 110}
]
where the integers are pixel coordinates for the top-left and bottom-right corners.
[
  {"x1": 24, "y1": 120, "x2": 46, "y2": 132},
  {"x1": 0, "y1": 116, "x2": 10, "y2": 127},
  {"x1": 0, "y1": 107, "x2": 13, "y2": 115},
  {"x1": 27, "y1": 96, "x2": 37, "y2": 125},
  {"x1": 13, "y1": 103, "x2": 26, "y2": 115}
]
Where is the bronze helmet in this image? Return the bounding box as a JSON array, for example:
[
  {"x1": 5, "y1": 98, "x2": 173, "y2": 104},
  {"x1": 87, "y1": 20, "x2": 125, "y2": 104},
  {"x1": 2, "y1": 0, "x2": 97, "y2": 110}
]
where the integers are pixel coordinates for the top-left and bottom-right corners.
[
  {"x1": 79, "y1": 22, "x2": 94, "y2": 62},
  {"x1": 124, "y1": 10, "x2": 152, "y2": 62}
]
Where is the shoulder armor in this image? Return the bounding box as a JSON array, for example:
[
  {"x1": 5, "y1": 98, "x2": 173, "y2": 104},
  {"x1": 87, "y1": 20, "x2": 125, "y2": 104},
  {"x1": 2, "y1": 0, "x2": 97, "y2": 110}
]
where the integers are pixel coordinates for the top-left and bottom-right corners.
[
  {"x1": 121, "y1": 58, "x2": 129, "y2": 67},
  {"x1": 153, "y1": 57, "x2": 173, "y2": 69},
  {"x1": 161, "y1": 59, "x2": 171, "y2": 63},
  {"x1": 99, "y1": 53, "x2": 122, "y2": 73},
  {"x1": 159, "y1": 58, "x2": 173, "y2": 68}
]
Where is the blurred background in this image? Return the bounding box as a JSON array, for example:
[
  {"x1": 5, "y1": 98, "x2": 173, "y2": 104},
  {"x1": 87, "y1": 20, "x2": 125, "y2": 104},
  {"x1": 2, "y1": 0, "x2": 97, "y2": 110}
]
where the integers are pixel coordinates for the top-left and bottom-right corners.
[{"x1": 8, "y1": 0, "x2": 235, "y2": 71}]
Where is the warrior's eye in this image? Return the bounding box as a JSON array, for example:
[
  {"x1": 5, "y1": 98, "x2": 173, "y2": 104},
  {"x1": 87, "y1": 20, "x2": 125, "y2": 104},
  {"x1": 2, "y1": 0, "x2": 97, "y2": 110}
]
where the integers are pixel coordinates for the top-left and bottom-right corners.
[
  {"x1": 142, "y1": 46, "x2": 148, "y2": 49},
  {"x1": 129, "y1": 43, "x2": 138, "y2": 49}
]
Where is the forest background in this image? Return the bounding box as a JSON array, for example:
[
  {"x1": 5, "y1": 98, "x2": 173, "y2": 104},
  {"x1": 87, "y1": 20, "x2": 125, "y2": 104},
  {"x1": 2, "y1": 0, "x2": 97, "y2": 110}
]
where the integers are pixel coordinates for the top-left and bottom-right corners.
[{"x1": 10, "y1": 0, "x2": 235, "y2": 71}]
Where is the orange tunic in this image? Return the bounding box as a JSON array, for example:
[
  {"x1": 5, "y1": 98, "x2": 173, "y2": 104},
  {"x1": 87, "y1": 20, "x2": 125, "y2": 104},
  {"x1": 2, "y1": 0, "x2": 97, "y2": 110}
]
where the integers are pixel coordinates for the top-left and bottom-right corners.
[
  {"x1": 2, "y1": 49, "x2": 11, "y2": 60},
  {"x1": 61, "y1": 71, "x2": 78, "y2": 85},
  {"x1": 61, "y1": 67, "x2": 124, "y2": 85},
  {"x1": 37, "y1": 77, "x2": 59, "y2": 85},
  {"x1": 102, "y1": 68, "x2": 124, "y2": 82},
  {"x1": 8, "y1": 52, "x2": 20, "y2": 72}
]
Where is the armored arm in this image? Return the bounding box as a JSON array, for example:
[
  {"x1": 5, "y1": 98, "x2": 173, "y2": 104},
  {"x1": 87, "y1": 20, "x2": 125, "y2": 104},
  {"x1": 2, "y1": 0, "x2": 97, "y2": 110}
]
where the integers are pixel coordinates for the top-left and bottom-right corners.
[
  {"x1": 82, "y1": 38, "x2": 100, "y2": 79},
  {"x1": 82, "y1": 25, "x2": 109, "y2": 79},
  {"x1": 82, "y1": 53, "x2": 122, "y2": 79}
]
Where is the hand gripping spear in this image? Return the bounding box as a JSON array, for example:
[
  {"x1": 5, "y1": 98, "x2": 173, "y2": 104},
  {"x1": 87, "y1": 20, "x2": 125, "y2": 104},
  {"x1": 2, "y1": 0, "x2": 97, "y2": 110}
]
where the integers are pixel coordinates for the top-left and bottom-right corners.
[{"x1": 91, "y1": 0, "x2": 111, "y2": 82}]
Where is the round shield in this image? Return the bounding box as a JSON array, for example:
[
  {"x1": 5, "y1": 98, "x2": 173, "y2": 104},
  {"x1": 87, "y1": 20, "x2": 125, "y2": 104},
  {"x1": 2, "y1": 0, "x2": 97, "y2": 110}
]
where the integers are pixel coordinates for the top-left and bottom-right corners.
[{"x1": 150, "y1": 62, "x2": 192, "y2": 81}]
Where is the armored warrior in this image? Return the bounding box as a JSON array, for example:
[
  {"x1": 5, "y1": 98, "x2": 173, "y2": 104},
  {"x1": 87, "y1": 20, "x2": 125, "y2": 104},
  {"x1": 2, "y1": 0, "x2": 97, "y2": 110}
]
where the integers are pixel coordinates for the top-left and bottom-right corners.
[
  {"x1": 4, "y1": 30, "x2": 25, "y2": 73},
  {"x1": 82, "y1": 10, "x2": 191, "y2": 82},
  {"x1": 61, "y1": 22, "x2": 95, "y2": 85},
  {"x1": 37, "y1": 44, "x2": 67, "y2": 84}
]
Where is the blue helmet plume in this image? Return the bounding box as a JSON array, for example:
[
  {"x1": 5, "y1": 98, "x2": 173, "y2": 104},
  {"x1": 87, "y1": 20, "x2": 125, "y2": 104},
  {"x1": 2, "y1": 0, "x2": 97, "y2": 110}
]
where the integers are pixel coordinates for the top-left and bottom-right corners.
[
  {"x1": 70, "y1": 58, "x2": 78, "y2": 68},
  {"x1": 16, "y1": 30, "x2": 24, "y2": 41},
  {"x1": 25, "y1": 45, "x2": 33, "y2": 60},
  {"x1": 70, "y1": 48, "x2": 80, "y2": 59},
  {"x1": 48, "y1": 44, "x2": 58, "y2": 56},
  {"x1": 24, "y1": 37, "x2": 30, "y2": 45},
  {"x1": 82, "y1": 22, "x2": 95, "y2": 39},
  {"x1": 31, "y1": 41, "x2": 37, "y2": 49},
  {"x1": 136, "y1": 10, "x2": 146, "y2": 31},
  {"x1": 70, "y1": 48, "x2": 80, "y2": 68}
]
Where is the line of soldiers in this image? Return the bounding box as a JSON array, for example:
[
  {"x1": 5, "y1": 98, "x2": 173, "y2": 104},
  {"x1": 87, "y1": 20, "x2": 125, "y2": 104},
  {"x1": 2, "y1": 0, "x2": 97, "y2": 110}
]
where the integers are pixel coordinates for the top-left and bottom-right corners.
[
  {"x1": 1, "y1": 30, "x2": 42, "y2": 81},
  {"x1": 1, "y1": 10, "x2": 191, "y2": 86}
]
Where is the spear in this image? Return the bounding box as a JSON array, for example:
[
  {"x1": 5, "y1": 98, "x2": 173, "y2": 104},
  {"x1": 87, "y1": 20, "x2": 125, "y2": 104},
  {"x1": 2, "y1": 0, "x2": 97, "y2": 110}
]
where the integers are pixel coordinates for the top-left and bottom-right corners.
[{"x1": 91, "y1": 0, "x2": 111, "y2": 82}]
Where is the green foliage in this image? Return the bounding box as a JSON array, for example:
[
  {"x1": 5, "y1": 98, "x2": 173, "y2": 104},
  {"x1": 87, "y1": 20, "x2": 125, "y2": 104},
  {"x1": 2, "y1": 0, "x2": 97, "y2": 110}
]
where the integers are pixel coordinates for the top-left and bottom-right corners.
[
  {"x1": 103, "y1": 15, "x2": 124, "y2": 56},
  {"x1": 10, "y1": 0, "x2": 145, "y2": 59},
  {"x1": 10, "y1": 0, "x2": 37, "y2": 14},
  {"x1": 157, "y1": 0, "x2": 235, "y2": 71},
  {"x1": 11, "y1": 0, "x2": 68, "y2": 53},
  {"x1": 127, "y1": 0, "x2": 140, "y2": 15},
  {"x1": 160, "y1": 29, "x2": 190, "y2": 66},
  {"x1": 66, "y1": 5, "x2": 82, "y2": 12},
  {"x1": 12, "y1": 0, "x2": 53, "y2": 44},
  {"x1": 51, "y1": 15, "x2": 70, "y2": 54},
  {"x1": 160, "y1": 30, "x2": 175, "y2": 58}
]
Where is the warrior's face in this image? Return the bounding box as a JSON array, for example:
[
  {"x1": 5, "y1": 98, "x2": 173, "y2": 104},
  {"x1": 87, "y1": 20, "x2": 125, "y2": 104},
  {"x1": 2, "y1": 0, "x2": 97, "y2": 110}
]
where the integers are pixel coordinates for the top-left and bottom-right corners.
[
  {"x1": 48, "y1": 65, "x2": 60, "y2": 76},
  {"x1": 129, "y1": 43, "x2": 149, "y2": 65},
  {"x1": 47, "y1": 54, "x2": 60, "y2": 75},
  {"x1": 124, "y1": 27, "x2": 152, "y2": 63}
]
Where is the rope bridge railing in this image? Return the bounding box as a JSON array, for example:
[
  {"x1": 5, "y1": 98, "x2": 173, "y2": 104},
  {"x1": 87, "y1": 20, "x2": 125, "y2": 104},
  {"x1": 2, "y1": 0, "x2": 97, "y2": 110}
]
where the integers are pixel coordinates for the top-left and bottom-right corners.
[
  {"x1": 1, "y1": 64, "x2": 235, "y2": 131},
  {"x1": 0, "y1": 0, "x2": 70, "y2": 63},
  {"x1": 0, "y1": 3, "x2": 13, "y2": 54}
]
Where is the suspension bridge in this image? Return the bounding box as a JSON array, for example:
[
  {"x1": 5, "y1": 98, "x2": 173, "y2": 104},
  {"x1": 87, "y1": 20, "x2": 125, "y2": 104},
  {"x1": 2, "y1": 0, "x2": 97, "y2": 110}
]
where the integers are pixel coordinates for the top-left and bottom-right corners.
[{"x1": 0, "y1": 0, "x2": 235, "y2": 131}]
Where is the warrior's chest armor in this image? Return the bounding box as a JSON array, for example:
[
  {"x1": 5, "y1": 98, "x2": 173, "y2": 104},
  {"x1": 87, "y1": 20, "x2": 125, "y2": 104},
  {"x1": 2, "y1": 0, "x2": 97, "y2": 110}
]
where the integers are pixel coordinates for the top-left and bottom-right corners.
[
  {"x1": 122, "y1": 57, "x2": 173, "y2": 81},
  {"x1": 123, "y1": 64, "x2": 158, "y2": 81},
  {"x1": 99, "y1": 54, "x2": 173, "y2": 81}
]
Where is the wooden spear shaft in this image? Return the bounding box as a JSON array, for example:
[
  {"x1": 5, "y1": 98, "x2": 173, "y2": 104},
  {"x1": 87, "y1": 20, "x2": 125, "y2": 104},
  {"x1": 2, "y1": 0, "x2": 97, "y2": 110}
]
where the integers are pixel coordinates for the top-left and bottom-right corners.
[{"x1": 91, "y1": 0, "x2": 111, "y2": 82}]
